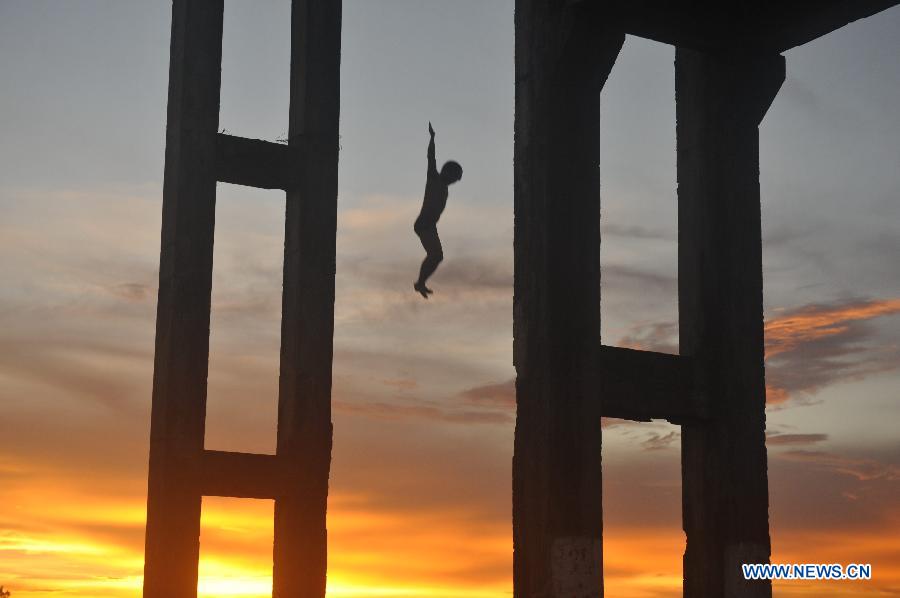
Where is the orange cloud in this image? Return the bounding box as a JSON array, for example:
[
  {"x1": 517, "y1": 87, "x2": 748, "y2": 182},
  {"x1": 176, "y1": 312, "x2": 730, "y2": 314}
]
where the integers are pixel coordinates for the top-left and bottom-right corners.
[
  {"x1": 765, "y1": 298, "x2": 900, "y2": 359},
  {"x1": 764, "y1": 298, "x2": 900, "y2": 404}
]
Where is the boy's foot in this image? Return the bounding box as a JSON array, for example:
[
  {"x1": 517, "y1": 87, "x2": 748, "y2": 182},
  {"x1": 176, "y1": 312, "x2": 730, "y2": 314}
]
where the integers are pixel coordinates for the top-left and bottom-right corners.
[{"x1": 414, "y1": 281, "x2": 433, "y2": 299}]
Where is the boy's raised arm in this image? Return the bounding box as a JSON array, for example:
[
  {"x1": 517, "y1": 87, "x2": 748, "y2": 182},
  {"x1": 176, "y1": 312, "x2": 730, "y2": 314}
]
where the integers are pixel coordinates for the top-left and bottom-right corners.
[{"x1": 427, "y1": 121, "x2": 437, "y2": 174}]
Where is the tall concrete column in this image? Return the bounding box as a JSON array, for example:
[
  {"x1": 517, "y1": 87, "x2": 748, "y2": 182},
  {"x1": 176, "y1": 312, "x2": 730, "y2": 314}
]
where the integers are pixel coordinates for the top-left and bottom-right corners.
[
  {"x1": 143, "y1": 1, "x2": 224, "y2": 595},
  {"x1": 513, "y1": 1, "x2": 622, "y2": 596},
  {"x1": 676, "y1": 48, "x2": 784, "y2": 598},
  {"x1": 273, "y1": 1, "x2": 341, "y2": 596}
]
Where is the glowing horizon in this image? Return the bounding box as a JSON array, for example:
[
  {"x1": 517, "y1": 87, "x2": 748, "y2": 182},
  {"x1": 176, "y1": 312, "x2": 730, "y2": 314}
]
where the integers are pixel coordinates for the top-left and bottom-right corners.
[{"x1": 2, "y1": 1, "x2": 900, "y2": 597}]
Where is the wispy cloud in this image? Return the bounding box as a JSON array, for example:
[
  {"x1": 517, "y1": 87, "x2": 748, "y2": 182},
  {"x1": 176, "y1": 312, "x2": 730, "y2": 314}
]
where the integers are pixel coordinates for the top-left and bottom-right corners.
[
  {"x1": 765, "y1": 298, "x2": 900, "y2": 358},
  {"x1": 616, "y1": 321, "x2": 678, "y2": 354},
  {"x1": 776, "y1": 449, "x2": 900, "y2": 482},
  {"x1": 764, "y1": 298, "x2": 900, "y2": 404},
  {"x1": 640, "y1": 430, "x2": 680, "y2": 451},
  {"x1": 457, "y1": 379, "x2": 515, "y2": 410},
  {"x1": 766, "y1": 432, "x2": 829, "y2": 446}
]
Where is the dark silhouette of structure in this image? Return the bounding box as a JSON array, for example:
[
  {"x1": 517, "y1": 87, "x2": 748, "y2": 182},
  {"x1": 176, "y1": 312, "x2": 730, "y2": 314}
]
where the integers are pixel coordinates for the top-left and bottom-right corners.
[
  {"x1": 142, "y1": 1, "x2": 899, "y2": 597},
  {"x1": 414, "y1": 122, "x2": 462, "y2": 298},
  {"x1": 143, "y1": 1, "x2": 339, "y2": 596},
  {"x1": 512, "y1": 2, "x2": 898, "y2": 598}
]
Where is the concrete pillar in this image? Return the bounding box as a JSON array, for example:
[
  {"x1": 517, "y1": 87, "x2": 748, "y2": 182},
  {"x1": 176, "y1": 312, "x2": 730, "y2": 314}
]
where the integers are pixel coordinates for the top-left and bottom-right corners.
[
  {"x1": 676, "y1": 48, "x2": 784, "y2": 598},
  {"x1": 273, "y1": 1, "x2": 341, "y2": 597},
  {"x1": 513, "y1": 1, "x2": 622, "y2": 596},
  {"x1": 144, "y1": 2, "x2": 341, "y2": 596},
  {"x1": 143, "y1": 1, "x2": 224, "y2": 595}
]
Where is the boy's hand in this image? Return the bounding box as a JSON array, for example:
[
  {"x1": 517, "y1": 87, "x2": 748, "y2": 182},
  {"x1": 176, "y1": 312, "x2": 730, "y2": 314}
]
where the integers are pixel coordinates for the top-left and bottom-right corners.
[{"x1": 428, "y1": 122, "x2": 435, "y2": 137}]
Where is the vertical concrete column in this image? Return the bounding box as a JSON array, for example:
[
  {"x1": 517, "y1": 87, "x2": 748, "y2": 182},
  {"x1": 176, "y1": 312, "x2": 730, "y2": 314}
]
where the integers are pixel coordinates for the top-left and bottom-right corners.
[
  {"x1": 513, "y1": 1, "x2": 622, "y2": 596},
  {"x1": 676, "y1": 48, "x2": 784, "y2": 598},
  {"x1": 143, "y1": 1, "x2": 224, "y2": 596},
  {"x1": 273, "y1": 1, "x2": 341, "y2": 597}
]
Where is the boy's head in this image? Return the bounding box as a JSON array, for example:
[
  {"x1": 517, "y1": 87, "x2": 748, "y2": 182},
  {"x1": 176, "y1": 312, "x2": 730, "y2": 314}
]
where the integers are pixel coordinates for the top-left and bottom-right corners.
[{"x1": 441, "y1": 160, "x2": 463, "y2": 185}]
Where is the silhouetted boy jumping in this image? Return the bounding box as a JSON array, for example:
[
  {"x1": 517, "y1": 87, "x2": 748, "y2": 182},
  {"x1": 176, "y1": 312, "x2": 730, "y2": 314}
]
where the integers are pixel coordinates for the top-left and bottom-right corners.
[{"x1": 414, "y1": 122, "x2": 462, "y2": 299}]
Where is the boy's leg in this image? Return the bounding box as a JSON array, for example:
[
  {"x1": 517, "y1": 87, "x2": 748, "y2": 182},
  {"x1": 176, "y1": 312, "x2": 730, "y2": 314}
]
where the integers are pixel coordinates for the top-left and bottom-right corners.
[{"x1": 415, "y1": 226, "x2": 443, "y2": 295}]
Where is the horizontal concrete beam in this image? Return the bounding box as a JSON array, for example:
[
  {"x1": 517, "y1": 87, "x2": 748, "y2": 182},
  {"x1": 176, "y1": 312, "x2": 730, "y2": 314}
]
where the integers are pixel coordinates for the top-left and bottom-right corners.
[
  {"x1": 215, "y1": 133, "x2": 300, "y2": 190},
  {"x1": 599, "y1": 345, "x2": 704, "y2": 423},
  {"x1": 201, "y1": 450, "x2": 282, "y2": 500},
  {"x1": 570, "y1": 0, "x2": 900, "y2": 52}
]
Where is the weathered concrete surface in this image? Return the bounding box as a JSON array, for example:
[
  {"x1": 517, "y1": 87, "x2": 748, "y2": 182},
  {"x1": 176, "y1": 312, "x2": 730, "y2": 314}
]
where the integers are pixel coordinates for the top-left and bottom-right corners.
[
  {"x1": 513, "y1": 1, "x2": 622, "y2": 596},
  {"x1": 200, "y1": 450, "x2": 282, "y2": 500},
  {"x1": 597, "y1": 346, "x2": 701, "y2": 424},
  {"x1": 273, "y1": 1, "x2": 341, "y2": 597},
  {"x1": 676, "y1": 48, "x2": 784, "y2": 598},
  {"x1": 143, "y1": 1, "x2": 224, "y2": 595},
  {"x1": 144, "y1": 1, "x2": 340, "y2": 597},
  {"x1": 215, "y1": 133, "x2": 301, "y2": 190}
]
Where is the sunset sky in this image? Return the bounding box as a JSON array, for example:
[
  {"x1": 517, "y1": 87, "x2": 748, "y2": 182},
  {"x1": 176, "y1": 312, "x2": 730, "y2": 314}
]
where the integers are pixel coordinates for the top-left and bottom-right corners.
[{"x1": 1, "y1": 1, "x2": 899, "y2": 597}]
